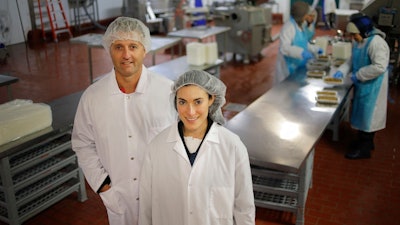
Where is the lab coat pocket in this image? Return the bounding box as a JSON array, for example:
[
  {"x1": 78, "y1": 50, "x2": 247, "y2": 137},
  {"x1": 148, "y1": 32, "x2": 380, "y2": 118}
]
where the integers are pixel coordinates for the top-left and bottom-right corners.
[
  {"x1": 99, "y1": 187, "x2": 124, "y2": 215},
  {"x1": 210, "y1": 187, "x2": 233, "y2": 219}
]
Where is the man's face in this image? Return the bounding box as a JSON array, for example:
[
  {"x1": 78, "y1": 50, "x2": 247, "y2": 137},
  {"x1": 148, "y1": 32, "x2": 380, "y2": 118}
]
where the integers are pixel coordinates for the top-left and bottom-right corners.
[{"x1": 109, "y1": 39, "x2": 146, "y2": 79}]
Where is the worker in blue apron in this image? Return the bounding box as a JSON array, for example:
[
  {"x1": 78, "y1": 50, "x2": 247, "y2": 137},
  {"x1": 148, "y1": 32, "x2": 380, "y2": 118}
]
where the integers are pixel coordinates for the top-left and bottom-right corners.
[
  {"x1": 333, "y1": 13, "x2": 389, "y2": 159},
  {"x1": 275, "y1": 1, "x2": 322, "y2": 84}
]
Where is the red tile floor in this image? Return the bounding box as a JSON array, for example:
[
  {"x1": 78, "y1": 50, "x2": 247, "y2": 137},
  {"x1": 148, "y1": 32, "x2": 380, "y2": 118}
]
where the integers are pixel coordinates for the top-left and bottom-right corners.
[{"x1": 1, "y1": 23, "x2": 399, "y2": 225}]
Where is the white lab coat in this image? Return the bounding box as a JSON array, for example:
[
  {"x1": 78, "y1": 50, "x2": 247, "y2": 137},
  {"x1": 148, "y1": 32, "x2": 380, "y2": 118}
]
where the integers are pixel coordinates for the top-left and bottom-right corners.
[
  {"x1": 71, "y1": 66, "x2": 177, "y2": 225},
  {"x1": 336, "y1": 29, "x2": 389, "y2": 132},
  {"x1": 323, "y1": 0, "x2": 337, "y2": 14},
  {"x1": 139, "y1": 121, "x2": 255, "y2": 225},
  {"x1": 275, "y1": 19, "x2": 321, "y2": 84}
]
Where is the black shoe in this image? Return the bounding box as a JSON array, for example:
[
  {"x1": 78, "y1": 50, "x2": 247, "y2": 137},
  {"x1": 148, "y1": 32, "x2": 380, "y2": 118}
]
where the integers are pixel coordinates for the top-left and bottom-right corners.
[
  {"x1": 345, "y1": 149, "x2": 371, "y2": 159},
  {"x1": 348, "y1": 140, "x2": 359, "y2": 150}
]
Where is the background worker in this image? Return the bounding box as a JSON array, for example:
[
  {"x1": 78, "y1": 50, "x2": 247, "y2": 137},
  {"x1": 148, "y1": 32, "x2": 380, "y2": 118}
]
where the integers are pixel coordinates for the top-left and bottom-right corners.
[
  {"x1": 71, "y1": 17, "x2": 176, "y2": 225},
  {"x1": 332, "y1": 13, "x2": 389, "y2": 159},
  {"x1": 275, "y1": 1, "x2": 322, "y2": 84},
  {"x1": 322, "y1": 0, "x2": 337, "y2": 29},
  {"x1": 304, "y1": 8, "x2": 318, "y2": 41},
  {"x1": 139, "y1": 70, "x2": 255, "y2": 225}
]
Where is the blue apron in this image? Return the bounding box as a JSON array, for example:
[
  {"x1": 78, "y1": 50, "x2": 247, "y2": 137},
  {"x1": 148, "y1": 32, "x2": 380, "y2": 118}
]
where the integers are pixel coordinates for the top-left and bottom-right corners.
[
  {"x1": 303, "y1": 23, "x2": 315, "y2": 41},
  {"x1": 351, "y1": 36, "x2": 384, "y2": 131},
  {"x1": 284, "y1": 18, "x2": 309, "y2": 74}
]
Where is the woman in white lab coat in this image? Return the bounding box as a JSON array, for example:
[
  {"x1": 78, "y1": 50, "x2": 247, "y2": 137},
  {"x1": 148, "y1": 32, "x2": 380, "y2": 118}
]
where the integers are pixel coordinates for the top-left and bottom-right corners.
[
  {"x1": 332, "y1": 13, "x2": 389, "y2": 159},
  {"x1": 275, "y1": 1, "x2": 322, "y2": 84},
  {"x1": 139, "y1": 70, "x2": 255, "y2": 225}
]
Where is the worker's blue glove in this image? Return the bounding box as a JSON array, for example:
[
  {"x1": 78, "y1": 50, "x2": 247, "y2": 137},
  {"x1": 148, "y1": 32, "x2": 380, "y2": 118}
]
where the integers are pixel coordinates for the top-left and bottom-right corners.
[
  {"x1": 351, "y1": 72, "x2": 359, "y2": 84},
  {"x1": 317, "y1": 48, "x2": 324, "y2": 55},
  {"x1": 301, "y1": 50, "x2": 314, "y2": 61},
  {"x1": 333, "y1": 71, "x2": 343, "y2": 79}
]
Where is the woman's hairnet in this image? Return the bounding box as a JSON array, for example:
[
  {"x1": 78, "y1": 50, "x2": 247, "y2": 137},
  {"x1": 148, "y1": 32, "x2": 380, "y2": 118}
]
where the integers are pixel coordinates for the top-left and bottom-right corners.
[
  {"x1": 102, "y1": 17, "x2": 151, "y2": 54},
  {"x1": 291, "y1": 1, "x2": 311, "y2": 24},
  {"x1": 347, "y1": 13, "x2": 373, "y2": 38},
  {"x1": 172, "y1": 70, "x2": 227, "y2": 125}
]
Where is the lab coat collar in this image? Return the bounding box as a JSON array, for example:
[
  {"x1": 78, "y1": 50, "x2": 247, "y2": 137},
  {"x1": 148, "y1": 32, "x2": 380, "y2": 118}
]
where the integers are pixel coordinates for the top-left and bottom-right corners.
[
  {"x1": 167, "y1": 121, "x2": 220, "y2": 142},
  {"x1": 107, "y1": 65, "x2": 149, "y2": 95},
  {"x1": 167, "y1": 121, "x2": 221, "y2": 164},
  {"x1": 167, "y1": 121, "x2": 220, "y2": 148}
]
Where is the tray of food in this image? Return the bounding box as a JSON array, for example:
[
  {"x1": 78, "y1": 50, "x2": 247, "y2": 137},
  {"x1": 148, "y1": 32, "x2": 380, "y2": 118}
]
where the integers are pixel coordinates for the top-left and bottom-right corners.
[
  {"x1": 317, "y1": 55, "x2": 331, "y2": 62},
  {"x1": 316, "y1": 90, "x2": 337, "y2": 96},
  {"x1": 323, "y1": 77, "x2": 343, "y2": 85},
  {"x1": 307, "y1": 70, "x2": 326, "y2": 78},
  {"x1": 307, "y1": 59, "x2": 330, "y2": 71},
  {"x1": 316, "y1": 95, "x2": 339, "y2": 104},
  {"x1": 333, "y1": 58, "x2": 346, "y2": 67}
]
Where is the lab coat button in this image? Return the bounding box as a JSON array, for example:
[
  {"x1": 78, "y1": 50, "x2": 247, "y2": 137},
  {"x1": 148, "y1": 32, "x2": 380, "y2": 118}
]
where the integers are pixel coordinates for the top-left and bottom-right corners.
[
  {"x1": 136, "y1": 197, "x2": 139, "y2": 201},
  {"x1": 130, "y1": 157, "x2": 134, "y2": 160},
  {"x1": 128, "y1": 135, "x2": 132, "y2": 138},
  {"x1": 133, "y1": 178, "x2": 137, "y2": 181}
]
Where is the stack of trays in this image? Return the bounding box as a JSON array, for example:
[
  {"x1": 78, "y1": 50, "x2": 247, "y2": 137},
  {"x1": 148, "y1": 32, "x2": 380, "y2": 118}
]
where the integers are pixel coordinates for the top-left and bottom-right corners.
[
  {"x1": 316, "y1": 90, "x2": 339, "y2": 104},
  {"x1": 306, "y1": 59, "x2": 330, "y2": 72},
  {"x1": 317, "y1": 55, "x2": 330, "y2": 62}
]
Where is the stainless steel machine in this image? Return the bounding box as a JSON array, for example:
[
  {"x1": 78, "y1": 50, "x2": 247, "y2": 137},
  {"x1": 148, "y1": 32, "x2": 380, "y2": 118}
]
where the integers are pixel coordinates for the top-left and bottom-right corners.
[
  {"x1": 212, "y1": 1, "x2": 272, "y2": 63},
  {"x1": 123, "y1": 0, "x2": 178, "y2": 33},
  {"x1": 362, "y1": 0, "x2": 400, "y2": 85}
]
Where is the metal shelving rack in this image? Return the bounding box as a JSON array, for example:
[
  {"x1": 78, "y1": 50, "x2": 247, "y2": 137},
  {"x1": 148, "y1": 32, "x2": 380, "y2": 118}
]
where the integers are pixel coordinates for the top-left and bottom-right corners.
[
  {"x1": 0, "y1": 130, "x2": 87, "y2": 225},
  {"x1": 250, "y1": 149, "x2": 314, "y2": 225}
]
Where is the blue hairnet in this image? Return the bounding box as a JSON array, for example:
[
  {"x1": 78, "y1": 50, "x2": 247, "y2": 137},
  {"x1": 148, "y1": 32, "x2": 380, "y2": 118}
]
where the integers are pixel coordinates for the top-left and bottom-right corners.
[
  {"x1": 102, "y1": 17, "x2": 151, "y2": 54},
  {"x1": 350, "y1": 13, "x2": 373, "y2": 38},
  {"x1": 172, "y1": 70, "x2": 226, "y2": 125}
]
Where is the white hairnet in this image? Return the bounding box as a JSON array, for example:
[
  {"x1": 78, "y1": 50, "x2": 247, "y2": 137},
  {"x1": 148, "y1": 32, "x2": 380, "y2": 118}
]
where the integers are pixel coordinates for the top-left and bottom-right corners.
[
  {"x1": 172, "y1": 70, "x2": 226, "y2": 125},
  {"x1": 346, "y1": 22, "x2": 360, "y2": 34},
  {"x1": 102, "y1": 17, "x2": 151, "y2": 54}
]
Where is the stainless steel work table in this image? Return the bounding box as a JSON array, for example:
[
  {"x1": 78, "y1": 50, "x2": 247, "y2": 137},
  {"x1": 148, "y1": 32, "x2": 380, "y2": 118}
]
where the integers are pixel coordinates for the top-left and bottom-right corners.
[
  {"x1": 225, "y1": 70, "x2": 352, "y2": 225},
  {"x1": 167, "y1": 26, "x2": 231, "y2": 62},
  {"x1": 148, "y1": 56, "x2": 223, "y2": 80},
  {"x1": 70, "y1": 33, "x2": 182, "y2": 83},
  {"x1": 0, "y1": 74, "x2": 19, "y2": 100}
]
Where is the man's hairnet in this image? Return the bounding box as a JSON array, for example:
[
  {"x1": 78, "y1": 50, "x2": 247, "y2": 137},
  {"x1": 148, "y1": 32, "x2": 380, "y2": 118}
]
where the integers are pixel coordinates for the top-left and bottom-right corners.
[
  {"x1": 347, "y1": 13, "x2": 373, "y2": 38},
  {"x1": 102, "y1": 17, "x2": 151, "y2": 54},
  {"x1": 291, "y1": 1, "x2": 310, "y2": 24},
  {"x1": 172, "y1": 70, "x2": 226, "y2": 125}
]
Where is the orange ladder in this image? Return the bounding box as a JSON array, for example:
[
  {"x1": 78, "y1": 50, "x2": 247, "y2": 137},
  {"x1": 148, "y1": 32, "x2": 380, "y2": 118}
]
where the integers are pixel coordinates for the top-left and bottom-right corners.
[{"x1": 38, "y1": 0, "x2": 72, "y2": 42}]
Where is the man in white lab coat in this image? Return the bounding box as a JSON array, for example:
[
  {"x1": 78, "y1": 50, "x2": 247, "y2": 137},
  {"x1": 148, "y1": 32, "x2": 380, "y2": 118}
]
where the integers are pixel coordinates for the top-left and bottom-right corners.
[{"x1": 71, "y1": 17, "x2": 176, "y2": 225}]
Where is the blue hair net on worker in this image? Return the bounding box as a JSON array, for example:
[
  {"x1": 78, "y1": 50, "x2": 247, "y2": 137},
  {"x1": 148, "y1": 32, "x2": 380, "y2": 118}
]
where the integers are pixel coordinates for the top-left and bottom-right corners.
[
  {"x1": 172, "y1": 70, "x2": 227, "y2": 125},
  {"x1": 102, "y1": 17, "x2": 151, "y2": 54},
  {"x1": 347, "y1": 13, "x2": 374, "y2": 38}
]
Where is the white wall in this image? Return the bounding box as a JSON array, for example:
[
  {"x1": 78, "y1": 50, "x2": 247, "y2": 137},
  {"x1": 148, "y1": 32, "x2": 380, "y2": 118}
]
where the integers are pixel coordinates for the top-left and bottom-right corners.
[
  {"x1": 0, "y1": 0, "x2": 26, "y2": 45},
  {"x1": 338, "y1": 0, "x2": 374, "y2": 9},
  {"x1": 4, "y1": 0, "x2": 123, "y2": 45},
  {"x1": 280, "y1": 0, "x2": 291, "y2": 23}
]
